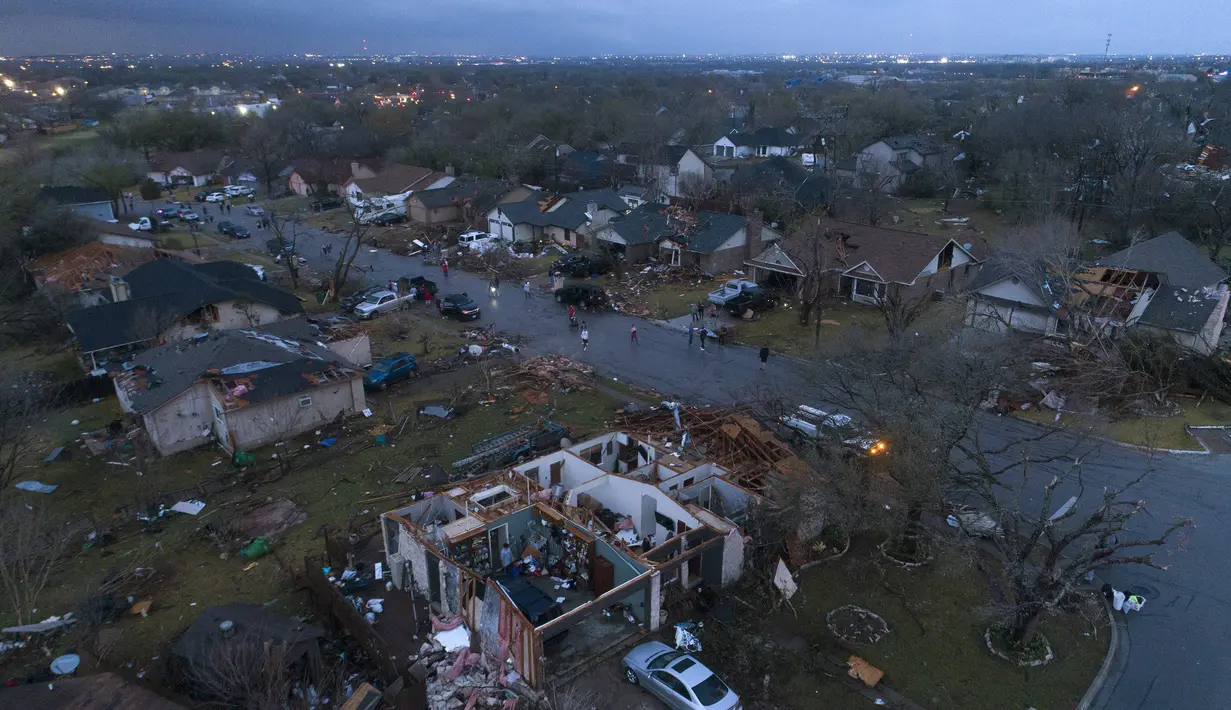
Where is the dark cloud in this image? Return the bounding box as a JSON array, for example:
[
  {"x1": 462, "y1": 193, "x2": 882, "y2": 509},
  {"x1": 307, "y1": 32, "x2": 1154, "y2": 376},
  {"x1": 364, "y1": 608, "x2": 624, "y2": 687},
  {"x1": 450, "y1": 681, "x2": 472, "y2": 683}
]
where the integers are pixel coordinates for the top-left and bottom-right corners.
[{"x1": 0, "y1": 0, "x2": 1223, "y2": 56}]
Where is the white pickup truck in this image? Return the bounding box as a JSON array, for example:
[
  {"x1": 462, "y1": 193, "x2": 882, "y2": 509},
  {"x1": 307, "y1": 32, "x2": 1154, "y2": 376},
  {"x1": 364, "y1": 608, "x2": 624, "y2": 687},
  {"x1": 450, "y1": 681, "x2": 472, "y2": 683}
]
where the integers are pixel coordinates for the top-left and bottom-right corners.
[
  {"x1": 707, "y1": 278, "x2": 760, "y2": 306},
  {"x1": 780, "y1": 405, "x2": 887, "y2": 456},
  {"x1": 352, "y1": 290, "x2": 413, "y2": 319}
]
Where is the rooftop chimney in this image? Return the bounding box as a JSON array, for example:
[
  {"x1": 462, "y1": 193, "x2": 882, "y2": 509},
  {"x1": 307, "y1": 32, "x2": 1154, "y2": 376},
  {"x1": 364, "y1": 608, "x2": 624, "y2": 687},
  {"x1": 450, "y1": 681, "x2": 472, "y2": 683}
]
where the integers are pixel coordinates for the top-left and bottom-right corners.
[
  {"x1": 745, "y1": 210, "x2": 763, "y2": 263},
  {"x1": 444, "y1": 163, "x2": 455, "y2": 177},
  {"x1": 109, "y1": 276, "x2": 131, "y2": 303}
]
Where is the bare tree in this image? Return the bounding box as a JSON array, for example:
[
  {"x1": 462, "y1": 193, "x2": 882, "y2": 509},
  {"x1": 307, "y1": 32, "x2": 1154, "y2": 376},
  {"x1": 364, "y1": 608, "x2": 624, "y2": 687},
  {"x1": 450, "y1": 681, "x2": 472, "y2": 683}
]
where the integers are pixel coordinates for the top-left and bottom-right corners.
[
  {"x1": 329, "y1": 208, "x2": 375, "y2": 300},
  {"x1": 0, "y1": 372, "x2": 56, "y2": 495},
  {"x1": 874, "y1": 283, "x2": 934, "y2": 341},
  {"x1": 267, "y1": 210, "x2": 305, "y2": 291},
  {"x1": 0, "y1": 501, "x2": 73, "y2": 626},
  {"x1": 252, "y1": 400, "x2": 307, "y2": 475},
  {"x1": 182, "y1": 639, "x2": 298, "y2": 710}
]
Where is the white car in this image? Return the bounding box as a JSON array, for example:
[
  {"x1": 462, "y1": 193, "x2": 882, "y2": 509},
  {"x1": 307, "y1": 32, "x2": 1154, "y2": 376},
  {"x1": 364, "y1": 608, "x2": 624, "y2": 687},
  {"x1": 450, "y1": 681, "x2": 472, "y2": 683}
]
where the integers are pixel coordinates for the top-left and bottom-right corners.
[
  {"x1": 224, "y1": 185, "x2": 253, "y2": 197},
  {"x1": 457, "y1": 231, "x2": 505, "y2": 253},
  {"x1": 352, "y1": 290, "x2": 412, "y2": 320},
  {"x1": 204, "y1": 192, "x2": 226, "y2": 203}
]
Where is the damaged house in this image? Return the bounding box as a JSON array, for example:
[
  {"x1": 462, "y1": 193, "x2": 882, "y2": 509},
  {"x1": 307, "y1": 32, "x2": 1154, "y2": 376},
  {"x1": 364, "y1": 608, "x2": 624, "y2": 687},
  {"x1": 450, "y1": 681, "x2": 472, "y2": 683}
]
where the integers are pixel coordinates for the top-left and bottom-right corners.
[
  {"x1": 65, "y1": 260, "x2": 303, "y2": 369},
  {"x1": 593, "y1": 203, "x2": 784, "y2": 272},
  {"x1": 380, "y1": 431, "x2": 759, "y2": 688},
  {"x1": 485, "y1": 189, "x2": 630, "y2": 249},
  {"x1": 115, "y1": 329, "x2": 365, "y2": 455},
  {"x1": 967, "y1": 231, "x2": 1229, "y2": 355}
]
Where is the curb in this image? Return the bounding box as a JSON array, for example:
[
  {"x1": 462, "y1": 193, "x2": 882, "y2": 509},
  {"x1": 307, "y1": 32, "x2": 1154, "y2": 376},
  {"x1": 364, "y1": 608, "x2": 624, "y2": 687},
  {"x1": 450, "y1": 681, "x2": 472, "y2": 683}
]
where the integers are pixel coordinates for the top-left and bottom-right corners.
[
  {"x1": 1077, "y1": 591, "x2": 1127, "y2": 710},
  {"x1": 1008, "y1": 414, "x2": 1212, "y2": 456}
]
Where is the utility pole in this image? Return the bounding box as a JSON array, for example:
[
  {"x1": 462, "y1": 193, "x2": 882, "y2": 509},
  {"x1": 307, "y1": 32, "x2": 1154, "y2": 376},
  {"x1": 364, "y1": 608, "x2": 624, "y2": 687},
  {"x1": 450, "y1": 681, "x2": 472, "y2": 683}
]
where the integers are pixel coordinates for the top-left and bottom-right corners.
[{"x1": 1104, "y1": 33, "x2": 1112, "y2": 65}]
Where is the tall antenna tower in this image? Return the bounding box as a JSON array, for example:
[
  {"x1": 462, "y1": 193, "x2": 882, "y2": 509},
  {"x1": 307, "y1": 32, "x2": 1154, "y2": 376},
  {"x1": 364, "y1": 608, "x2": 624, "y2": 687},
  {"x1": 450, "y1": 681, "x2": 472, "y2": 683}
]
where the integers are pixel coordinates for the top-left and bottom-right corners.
[{"x1": 1104, "y1": 33, "x2": 1112, "y2": 63}]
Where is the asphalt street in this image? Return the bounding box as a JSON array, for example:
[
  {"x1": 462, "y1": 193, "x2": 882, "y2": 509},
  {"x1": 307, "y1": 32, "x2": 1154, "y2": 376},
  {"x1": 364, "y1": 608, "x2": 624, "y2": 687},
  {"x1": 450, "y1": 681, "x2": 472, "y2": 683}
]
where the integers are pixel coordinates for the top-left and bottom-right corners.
[{"x1": 151, "y1": 197, "x2": 1230, "y2": 709}]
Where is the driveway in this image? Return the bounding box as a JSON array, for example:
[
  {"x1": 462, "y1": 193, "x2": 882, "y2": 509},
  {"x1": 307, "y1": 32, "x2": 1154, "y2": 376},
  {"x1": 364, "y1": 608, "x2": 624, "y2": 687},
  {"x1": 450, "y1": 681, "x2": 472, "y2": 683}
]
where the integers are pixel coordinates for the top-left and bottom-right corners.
[{"x1": 140, "y1": 194, "x2": 1231, "y2": 710}]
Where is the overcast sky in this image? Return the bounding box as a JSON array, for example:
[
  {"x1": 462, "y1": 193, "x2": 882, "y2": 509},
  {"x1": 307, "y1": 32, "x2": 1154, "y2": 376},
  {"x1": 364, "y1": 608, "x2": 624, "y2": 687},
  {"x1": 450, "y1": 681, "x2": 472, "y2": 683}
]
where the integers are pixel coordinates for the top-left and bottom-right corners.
[{"x1": 1, "y1": 0, "x2": 1227, "y2": 57}]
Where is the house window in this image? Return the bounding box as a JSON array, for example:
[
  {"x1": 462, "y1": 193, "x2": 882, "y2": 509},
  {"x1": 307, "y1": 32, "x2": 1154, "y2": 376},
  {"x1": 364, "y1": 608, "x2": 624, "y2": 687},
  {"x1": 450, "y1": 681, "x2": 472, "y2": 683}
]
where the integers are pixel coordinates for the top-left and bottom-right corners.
[
  {"x1": 757, "y1": 146, "x2": 768, "y2": 157},
  {"x1": 855, "y1": 279, "x2": 881, "y2": 299},
  {"x1": 297, "y1": 395, "x2": 312, "y2": 408}
]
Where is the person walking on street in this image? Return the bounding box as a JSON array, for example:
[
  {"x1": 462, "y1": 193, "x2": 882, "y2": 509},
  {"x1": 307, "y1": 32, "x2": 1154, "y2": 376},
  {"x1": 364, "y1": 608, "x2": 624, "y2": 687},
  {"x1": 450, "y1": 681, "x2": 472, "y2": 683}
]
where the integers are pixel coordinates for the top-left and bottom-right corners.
[
  {"x1": 690, "y1": 302, "x2": 698, "y2": 323},
  {"x1": 687, "y1": 324, "x2": 694, "y2": 347},
  {"x1": 759, "y1": 346, "x2": 770, "y2": 371},
  {"x1": 523, "y1": 281, "x2": 531, "y2": 300},
  {"x1": 580, "y1": 323, "x2": 589, "y2": 351},
  {"x1": 699, "y1": 327, "x2": 708, "y2": 351},
  {"x1": 630, "y1": 324, "x2": 638, "y2": 344},
  {"x1": 441, "y1": 259, "x2": 449, "y2": 278}
]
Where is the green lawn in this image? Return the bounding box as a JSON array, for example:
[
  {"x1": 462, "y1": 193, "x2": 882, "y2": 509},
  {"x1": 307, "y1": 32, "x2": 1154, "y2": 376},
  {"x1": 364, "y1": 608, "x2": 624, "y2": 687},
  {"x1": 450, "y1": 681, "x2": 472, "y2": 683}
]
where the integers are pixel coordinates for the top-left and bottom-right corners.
[
  {"x1": 1, "y1": 374, "x2": 624, "y2": 679},
  {"x1": 731, "y1": 299, "x2": 885, "y2": 358},
  {"x1": 1018, "y1": 398, "x2": 1231, "y2": 451},
  {"x1": 772, "y1": 543, "x2": 1106, "y2": 710}
]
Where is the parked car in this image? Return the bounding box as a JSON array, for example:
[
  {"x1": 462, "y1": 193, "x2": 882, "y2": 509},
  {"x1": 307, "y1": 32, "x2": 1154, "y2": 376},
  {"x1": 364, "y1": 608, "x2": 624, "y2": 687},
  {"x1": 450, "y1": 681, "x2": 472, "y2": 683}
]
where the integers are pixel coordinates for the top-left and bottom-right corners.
[
  {"x1": 779, "y1": 404, "x2": 887, "y2": 456},
  {"x1": 311, "y1": 196, "x2": 344, "y2": 211},
  {"x1": 265, "y1": 238, "x2": 294, "y2": 256},
  {"x1": 707, "y1": 279, "x2": 759, "y2": 306},
  {"x1": 371, "y1": 212, "x2": 407, "y2": 226},
  {"x1": 554, "y1": 284, "x2": 608, "y2": 309},
  {"x1": 722, "y1": 288, "x2": 777, "y2": 316},
  {"x1": 363, "y1": 352, "x2": 418, "y2": 390},
  {"x1": 439, "y1": 293, "x2": 481, "y2": 320},
  {"x1": 244, "y1": 205, "x2": 265, "y2": 217},
  {"x1": 217, "y1": 220, "x2": 238, "y2": 236},
  {"x1": 457, "y1": 230, "x2": 504, "y2": 253},
  {"x1": 231, "y1": 225, "x2": 251, "y2": 239},
  {"x1": 552, "y1": 253, "x2": 612, "y2": 277},
  {"x1": 178, "y1": 210, "x2": 200, "y2": 222},
  {"x1": 204, "y1": 192, "x2": 226, "y2": 203},
  {"x1": 340, "y1": 286, "x2": 386, "y2": 313},
  {"x1": 622, "y1": 641, "x2": 740, "y2": 710},
  {"x1": 194, "y1": 190, "x2": 211, "y2": 202},
  {"x1": 353, "y1": 290, "x2": 412, "y2": 320},
  {"x1": 224, "y1": 184, "x2": 253, "y2": 197},
  {"x1": 154, "y1": 204, "x2": 181, "y2": 218}
]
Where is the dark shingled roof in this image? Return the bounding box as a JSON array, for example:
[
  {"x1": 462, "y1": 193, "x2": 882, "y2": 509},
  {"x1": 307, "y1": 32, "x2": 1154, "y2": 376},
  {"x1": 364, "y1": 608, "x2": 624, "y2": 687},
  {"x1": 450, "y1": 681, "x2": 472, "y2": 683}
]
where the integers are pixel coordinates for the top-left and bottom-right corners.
[
  {"x1": 0, "y1": 672, "x2": 187, "y2": 710},
  {"x1": 497, "y1": 189, "x2": 628, "y2": 230},
  {"x1": 1138, "y1": 285, "x2": 1225, "y2": 333},
  {"x1": 413, "y1": 177, "x2": 513, "y2": 210},
  {"x1": 719, "y1": 127, "x2": 802, "y2": 148},
  {"x1": 1094, "y1": 231, "x2": 1227, "y2": 290},
  {"x1": 171, "y1": 603, "x2": 324, "y2": 672},
  {"x1": 880, "y1": 136, "x2": 943, "y2": 155},
  {"x1": 66, "y1": 260, "x2": 303, "y2": 353},
  {"x1": 117, "y1": 329, "x2": 353, "y2": 414},
  {"x1": 604, "y1": 204, "x2": 751, "y2": 254},
  {"x1": 39, "y1": 185, "x2": 112, "y2": 205},
  {"x1": 825, "y1": 220, "x2": 980, "y2": 284},
  {"x1": 731, "y1": 156, "x2": 828, "y2": 207}
]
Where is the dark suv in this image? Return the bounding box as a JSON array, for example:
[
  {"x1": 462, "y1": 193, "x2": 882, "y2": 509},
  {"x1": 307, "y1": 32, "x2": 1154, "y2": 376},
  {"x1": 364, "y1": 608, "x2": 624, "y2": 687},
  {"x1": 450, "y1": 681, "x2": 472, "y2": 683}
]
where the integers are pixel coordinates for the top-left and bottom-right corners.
[
  {"x1": 311, "y1": 196, "x2": 345, "y2": 211},
  {"x1": 438, "y1": 293, "x2": 481, "y2": 320},
  {"x1": 554, "y1": 284, "x2": 608, "y2": 308},
  {"x1": 552, "y1": 253, "x2": 613, "y2": 277}
]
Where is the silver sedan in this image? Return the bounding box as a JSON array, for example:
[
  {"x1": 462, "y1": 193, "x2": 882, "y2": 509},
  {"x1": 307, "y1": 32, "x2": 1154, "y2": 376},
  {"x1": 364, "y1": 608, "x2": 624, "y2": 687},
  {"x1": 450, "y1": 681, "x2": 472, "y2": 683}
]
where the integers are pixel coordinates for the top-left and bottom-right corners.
[{"x1": 621, "y1": 641, "x2": 741, "y2": 710}]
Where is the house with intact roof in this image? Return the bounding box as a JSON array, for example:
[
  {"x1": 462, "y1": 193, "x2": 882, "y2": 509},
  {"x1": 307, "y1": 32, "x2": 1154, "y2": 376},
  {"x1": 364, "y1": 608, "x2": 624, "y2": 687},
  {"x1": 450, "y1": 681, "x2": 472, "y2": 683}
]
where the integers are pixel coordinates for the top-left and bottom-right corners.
[
  {"x1": 406, "y1": 178, "x2": 533, "y2": 226},
  {"x1": 844, "y1": 136, "x2": 946, "y2": 192},
  {"x1": 65, "y1": 260, "x2": 304, "y2": 369},
  {"x1": 114, "y1": 329, "x2": 364, "y2": 455},
  {"x1": 593, "y1": 203, "x2": 784, "y2": 272},
  {"x1": 712, "y1": 127, "x2": 804, "y2": 159},
  {"x1": 967, "y1": 231, "x2": 1230, "y2": 355},
  {"x1": 147, "y1": 151, "x2": 232, "y2": 187},
  {"x1": 816, "y1": 221, "x2": 981, "y2": 305},
  {"x1": 485, "y1": 189, "x2": 630, "y2": 248}
]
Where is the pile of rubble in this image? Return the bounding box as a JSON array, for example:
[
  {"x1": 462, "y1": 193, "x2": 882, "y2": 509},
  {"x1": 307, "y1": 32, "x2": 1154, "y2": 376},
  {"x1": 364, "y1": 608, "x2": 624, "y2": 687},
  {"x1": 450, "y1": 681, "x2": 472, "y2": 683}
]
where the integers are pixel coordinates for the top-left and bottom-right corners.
[
  {"x1": 616, "y1": 405, "x2": 805, "y2": 494},
  {"x1": 505, "y1": 355, "x2": 595, "y2": 392},
  {"x1": 607, "y1": 264, "x2": 713, "y2": 317},
  {"x1": 418, "y1": 618, "x2": 535, "y2": 710}
]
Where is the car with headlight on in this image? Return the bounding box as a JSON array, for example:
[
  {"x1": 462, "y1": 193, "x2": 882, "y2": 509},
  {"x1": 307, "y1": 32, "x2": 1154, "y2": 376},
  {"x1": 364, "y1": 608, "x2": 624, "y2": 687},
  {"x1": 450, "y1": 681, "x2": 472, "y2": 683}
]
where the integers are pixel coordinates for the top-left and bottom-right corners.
[{"x1": 780, "y1": 404, "x2": 887, "y2": 456}]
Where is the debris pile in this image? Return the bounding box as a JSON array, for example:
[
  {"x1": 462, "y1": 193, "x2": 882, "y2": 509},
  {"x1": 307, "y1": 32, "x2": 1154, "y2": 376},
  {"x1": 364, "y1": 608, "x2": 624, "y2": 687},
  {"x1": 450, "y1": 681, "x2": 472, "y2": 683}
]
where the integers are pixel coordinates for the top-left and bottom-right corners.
[
  {"x1": 506, "y1": 355, "x2": 595, "y2": 392},
  {"x1": 606, "y1": 264, "x2": 713, "y2": 317},
  {"x1": 616, "y1": 406, "x2": 803, "y2": 494}
]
